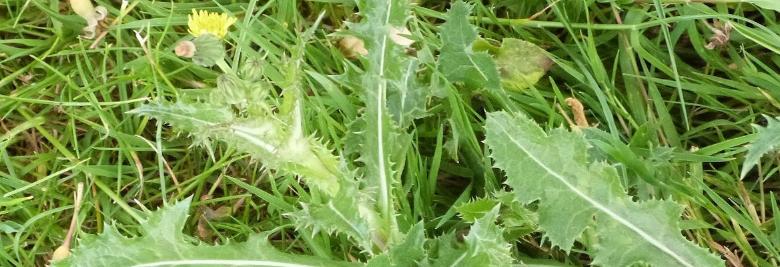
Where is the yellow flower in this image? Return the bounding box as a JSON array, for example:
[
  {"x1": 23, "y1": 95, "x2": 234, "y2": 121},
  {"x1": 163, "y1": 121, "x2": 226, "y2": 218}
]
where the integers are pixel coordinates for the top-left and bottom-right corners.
[{"x1": 187, "y1": 10, "x2": 236, "y2": 39}]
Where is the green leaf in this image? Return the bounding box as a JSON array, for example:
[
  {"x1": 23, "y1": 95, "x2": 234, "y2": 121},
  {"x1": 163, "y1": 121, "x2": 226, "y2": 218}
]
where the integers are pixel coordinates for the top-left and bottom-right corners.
[
  {"x1": 485, "y1": 111, "x2": 723, "y2": 267},
  {"x1": 129, "y1": 102, "x2": 342, "y2": 196},
  {"x1": 456, "y1": 198, "x2": 499, "y2": 223},
  {"x1": 438, "y1": 1, "x2": 501, "y2": 90},
  {"x1": 748, "y1": 0, "x2": 780, "y2": 12},
  {"x1": 491, "y1": 191, "x2": 538, "y2": 240},
  {"x1": 386, "y1": 59, "x2": 428, "y2": 127},
  {"x1": 289, "y1": 180, "x2": 376, "y2": 253},
  {"x1": 430, "y1": 232, "x2": 470, "y2": 267},
  {"x1": 432, "y1": 205, "x2": 512, "y2": 267},
  {"x1": 350, "y1": 0, "x2": 413, "y2": 240},
  {"x1": 367, "y1": 223, "x2": 428, "y2": 266},
  {"x1": 770, "y1": 194, "x2": 780, "y2": 249},
  {"x1": 433, "y1": 205, "x2": 514, "y2": 267},
  {"x1": 463, "y1": 205, "x2": 513, "y2": 266},
  {"x1": 53, "y1": 197, "x2": 356, "y2": 267},
  {"x1": 493, "y1": 39, "x2": 551, "y2": 91},
  {"x1": 741, "y1": 116, "x2": 780, "y2": 179}
]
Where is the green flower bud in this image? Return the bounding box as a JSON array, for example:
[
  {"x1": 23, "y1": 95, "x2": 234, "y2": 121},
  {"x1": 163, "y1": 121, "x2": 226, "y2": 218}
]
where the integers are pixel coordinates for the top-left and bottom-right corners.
[
  {"x1": 239, "y1": 58, "x2": 264, "y2": 82},
  {"x1": 216, "y1": 74, "x2": 247, "y2": 106},
  {"x1": 191, "y1": 34, "x2": 225, "y2": 67}
]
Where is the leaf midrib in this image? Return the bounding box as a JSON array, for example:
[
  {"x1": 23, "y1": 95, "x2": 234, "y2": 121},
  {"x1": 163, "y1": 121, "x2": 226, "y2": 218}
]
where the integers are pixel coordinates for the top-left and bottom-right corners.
[{"x1": 492, "y1": 120, "x2": 694, "y2": 267}]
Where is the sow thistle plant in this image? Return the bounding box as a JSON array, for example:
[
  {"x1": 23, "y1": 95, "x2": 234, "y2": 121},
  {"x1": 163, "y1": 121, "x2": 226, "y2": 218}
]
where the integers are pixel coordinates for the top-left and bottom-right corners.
[{"x1": 53, "y1": 1, "x2": 724, "y2": 267}]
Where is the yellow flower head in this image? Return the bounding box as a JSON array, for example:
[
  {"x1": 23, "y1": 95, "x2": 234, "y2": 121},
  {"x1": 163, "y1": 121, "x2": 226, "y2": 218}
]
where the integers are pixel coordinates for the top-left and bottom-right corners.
[{"x1": 187, "y1": 10, "x2": 236, "y2": 39}]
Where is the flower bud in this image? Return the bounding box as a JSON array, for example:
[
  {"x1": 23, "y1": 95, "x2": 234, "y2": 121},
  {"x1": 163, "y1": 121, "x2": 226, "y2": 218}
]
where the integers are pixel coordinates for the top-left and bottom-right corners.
[
  {"x1": 239, "y1": 58, "x2": 264, "y2": 81},
  {"x1": 174, "y1": 40, "x2": 197, "y2": 58},
  {"x1": 191, "y1": 34, "x2": 225, "y2": 67},
  {"x1": 217, "y1": 74, "x2": 247, "y2": 106}
]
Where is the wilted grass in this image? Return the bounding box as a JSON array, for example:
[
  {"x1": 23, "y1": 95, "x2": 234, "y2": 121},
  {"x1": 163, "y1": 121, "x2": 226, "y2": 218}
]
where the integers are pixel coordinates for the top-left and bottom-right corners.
[{"x1": 2, "y1": 0, "x2": 780, "y2": 266}]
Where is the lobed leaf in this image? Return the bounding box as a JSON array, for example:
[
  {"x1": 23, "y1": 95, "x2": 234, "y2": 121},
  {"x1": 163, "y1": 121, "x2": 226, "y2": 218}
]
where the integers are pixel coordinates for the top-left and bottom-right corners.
[
  {"x1": 463, "y1": 205, "x2": 513, "y2": 266},
  {"x1": 53, "y1": 197, "x2": 356, "y2": 267},
  {"x1": 288, "y1": 180, "x2": 376, "y2": 253},
  {"x1": 485, "y1": 111, "x2": 723, "y2": 267},
  {"x1": 350, "y1": 0, "x2": 414, "y2": 241},
  {"x1": 386, "y1": 59, "x2": 428, "y2": 127},
  {"x1": 438, "y1": 1, "x2": 501, "y2": 90},
  {"x1": 129, "y1": 102, "x2": 342, "y2": 196},
  {"x1": 431, "y1": 206, "x2": 511, "y2": 267},
  {"x1": 741, "y1": 115, "x2": 780, "y2": 179},
  {"x1": 367, "y1": 223, "x2": 428, "y2": 266}
]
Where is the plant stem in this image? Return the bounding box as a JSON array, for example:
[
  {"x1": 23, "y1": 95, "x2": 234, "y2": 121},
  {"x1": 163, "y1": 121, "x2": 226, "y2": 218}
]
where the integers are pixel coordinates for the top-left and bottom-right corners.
[
  {"x1": 415, "y1": 6, "x2": 739, "y2": 31},
  {"x1": 216, "y1": 58, "x2": 233, "y2": 74}
]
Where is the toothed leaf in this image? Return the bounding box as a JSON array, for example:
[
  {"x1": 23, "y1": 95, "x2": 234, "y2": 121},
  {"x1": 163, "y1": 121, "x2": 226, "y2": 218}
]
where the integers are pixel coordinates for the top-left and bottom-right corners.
[
  {"x1": 463, "y1": 205, "x2": 513, "y2": 266},
  {"x1": 350, "y1": 0, "x2": 414, "y2": 237},
  {"x1": 130, "y1": 102, "x2": 342, "y2": 196},
  {"x1": 741, "y1": 115, "x2": 780, "y2": 179},
  {"x1": 386, "y1": 59, "x2": 428, "y2": 127},
  {"x1": 430, "y1": 232, "x2": 469, "y2": 267},
  {"x1": 485, "y1": 111, "x2": 723, "y2": 267},
  {"x1": 367, "y1": 223, "x2": 428, "y2": 267},
  {"x1": 288, "y1": 181, "x2": 375, "y2": 252},
  {"x1": 52, "y1": 198, "x2": 355, "y2": 267},
  {"x1": 438, "y1": 1, "x2": 501, "y2": 90},
  {"x1": 456, "y1": 198, "x2": 499, "y2": 223},
  {"x1": 431, "y1": 205, "x2": 511, "y2": 267}
]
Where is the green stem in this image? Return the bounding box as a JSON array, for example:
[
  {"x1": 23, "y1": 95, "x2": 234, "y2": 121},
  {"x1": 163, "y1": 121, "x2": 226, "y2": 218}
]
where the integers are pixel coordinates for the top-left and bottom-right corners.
[
  {"x1": 92, "y1": 178, "x2": 144, "y2": 222},
  {"x1": 415, "y1": 6, "x2": 753, "y2": 31},
  {"x1": 215, "y1": 58, "x2": 234, "y2": 74}
]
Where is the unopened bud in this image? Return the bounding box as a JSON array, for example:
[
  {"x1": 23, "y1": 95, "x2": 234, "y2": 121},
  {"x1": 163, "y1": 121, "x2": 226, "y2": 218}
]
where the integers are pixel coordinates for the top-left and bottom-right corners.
[
  {"x1": 240, "y1": 58, "x2": 264, "y2": 81},
  {"x1": 217, "y1": 74, "x2": 247, "y2": 106},
  {"x1": 191, "y1": 34, "x2": 225, "y2": 67},
  {"x1": 175, "y1": 40, "x2": 197, "y2": 58}
]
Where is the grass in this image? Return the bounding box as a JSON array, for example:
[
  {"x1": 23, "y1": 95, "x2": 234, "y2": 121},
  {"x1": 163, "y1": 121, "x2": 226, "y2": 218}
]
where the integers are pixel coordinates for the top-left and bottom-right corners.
[{"x1": 2, "y1": 0, "x2": 780, "y2": 266}]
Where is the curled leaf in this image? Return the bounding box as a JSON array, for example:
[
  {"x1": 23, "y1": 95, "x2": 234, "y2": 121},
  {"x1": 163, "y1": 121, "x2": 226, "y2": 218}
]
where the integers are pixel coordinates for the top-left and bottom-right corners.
[
  {"x1": 339, "y1": 35, "x2": 368, "y2": 58},
  {"x1": 493, "y1": 39, "x2": 551, "y2": 91},
  {"x1": 389, "y1": 27, "x2": 414, "y2": 47},
  {"x1": 68, "y1": 0, "x2": 107, "y2": 39}
]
